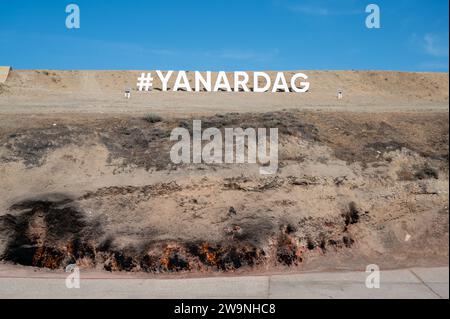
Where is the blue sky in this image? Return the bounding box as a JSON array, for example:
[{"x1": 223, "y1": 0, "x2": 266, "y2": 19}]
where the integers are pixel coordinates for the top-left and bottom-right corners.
[{"x1": 0, "y1": 0, "x2": 448, "y2": 71}]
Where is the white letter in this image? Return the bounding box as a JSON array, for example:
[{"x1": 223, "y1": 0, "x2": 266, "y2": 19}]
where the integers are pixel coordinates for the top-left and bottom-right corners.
[
  {"x1": 195, "y1": 71, "x2": 212, "y2": 92},
  {"x1": 156, "y1": 70, "x2": 174, "y2": 91},
  {"x1": 65, "y1": 264, "x2": 80, "y2": 288},
  {"x1": 213, "y1": 71, "x2": 232, "y2": 92},
  {"x1": 192, "y1": 120, "x2": 202, "y2": 163},
  {"x1": 290, "y1": 73, "x2": 310, "y2": 93},
  {"x1": 272, "y1": 72, "x2": 289, "y2": 92},
  {"x1": 224, "y1": 127, "x2": 257, "y2": 164},
  {"x1": 173, "y1": 71, "x2": 192, "y2": 91},
  {"x1": 365, "y1": 264, "x2": 380, "y2": 288},
  {"x1": 202, "y1": 128, "x2": 222, "y2": 163},
  {"x1": 65, "y1": 4, "x2": 80, "y2": 29},
  {"x1": 170, "y1": 127, "x2": 191, "y2": 164},
  {"x1": 234, "y1": 71, "x2": 250, "y2": 92},
  {"x1": 365, "y1": 4, "x2": 381, "y2": 29},
  {"x1": 253, "y1": 72, "x2": 271, "y2": 92},
  {"x1": 258, "y1": 128, "x2": 278, "y2": 175}
]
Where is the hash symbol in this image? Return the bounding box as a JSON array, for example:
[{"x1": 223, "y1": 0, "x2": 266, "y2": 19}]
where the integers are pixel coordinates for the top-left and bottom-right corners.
[{"x1": 137, "y1": 73, "x2": 153, "y2": 91}]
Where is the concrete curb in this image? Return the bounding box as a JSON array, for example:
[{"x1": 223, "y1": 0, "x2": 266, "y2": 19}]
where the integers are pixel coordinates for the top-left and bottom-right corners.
[{"x1": 0, "y1": 266, "x2": 448, "y2": 299}]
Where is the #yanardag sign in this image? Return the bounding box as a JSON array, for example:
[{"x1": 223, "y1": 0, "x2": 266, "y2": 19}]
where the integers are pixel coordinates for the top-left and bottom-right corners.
[{"x1": 137, "y1": 71, "x2": 310, "y2": 93}]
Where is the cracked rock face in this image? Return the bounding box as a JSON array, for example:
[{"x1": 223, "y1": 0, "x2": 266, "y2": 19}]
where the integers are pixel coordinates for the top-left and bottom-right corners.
[{"x1": 0, "y1": 111, "x2": 448, "y2": 274}]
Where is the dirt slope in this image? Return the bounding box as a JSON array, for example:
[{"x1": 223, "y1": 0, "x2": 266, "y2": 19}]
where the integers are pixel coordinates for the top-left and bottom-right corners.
[
  {"x1": 0, "y1": 110, "x2": 448, "y2": 274},
  {"x1": 0, "y1": 70, "x2": 448, "y2": 275},
  {"x1": 0, "y1": 70, "x2": 448, "y2": 115}
]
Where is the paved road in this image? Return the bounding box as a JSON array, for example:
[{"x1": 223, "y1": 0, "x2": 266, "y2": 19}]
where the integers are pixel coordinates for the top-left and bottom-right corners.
[{"x1": 0, "y1": 266, "x2": 447, "y2": 299}]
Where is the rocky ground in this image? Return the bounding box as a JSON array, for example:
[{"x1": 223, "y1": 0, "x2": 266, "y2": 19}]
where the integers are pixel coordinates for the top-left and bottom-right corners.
[{"x1": 0, "y1": 110, "x2": 448, "y2": 274}]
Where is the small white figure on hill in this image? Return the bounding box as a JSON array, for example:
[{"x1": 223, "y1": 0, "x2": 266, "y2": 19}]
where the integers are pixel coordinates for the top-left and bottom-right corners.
[
  {"x1": 124, "y1": 88, "x2": 131, "y2": 99},
  {"x1": 337, "y1": 90, "x2": 343, "y2": 100}
]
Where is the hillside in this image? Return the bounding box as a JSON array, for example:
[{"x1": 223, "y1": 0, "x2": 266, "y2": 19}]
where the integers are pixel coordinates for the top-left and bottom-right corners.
[{"x1": 0, "y1": 70, "x2": 448, "y2": 115}]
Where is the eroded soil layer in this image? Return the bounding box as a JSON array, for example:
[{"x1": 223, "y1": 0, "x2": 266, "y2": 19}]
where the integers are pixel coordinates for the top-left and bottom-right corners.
[{"x1": 0, "y1": 111, "x2": 448, "y2": 273}]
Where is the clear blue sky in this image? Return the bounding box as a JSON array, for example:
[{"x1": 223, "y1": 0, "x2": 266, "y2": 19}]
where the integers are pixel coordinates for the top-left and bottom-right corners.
[{"x1": 0, "y1": 0, "x2": 448, "y2": 71}]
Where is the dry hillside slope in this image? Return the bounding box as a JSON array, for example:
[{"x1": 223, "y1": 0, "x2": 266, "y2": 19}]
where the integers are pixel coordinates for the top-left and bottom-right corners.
[
  {"x1": 0, "y1": 70, "x2": 448, "y2": 276},
  {"x1": 0, "y1": 70, "x2": 448, "y2": 115}
]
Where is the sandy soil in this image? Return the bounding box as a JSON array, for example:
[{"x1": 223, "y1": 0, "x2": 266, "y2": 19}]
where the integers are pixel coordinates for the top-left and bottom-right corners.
[
  {"x1": 0, "y1": 70, "x2": 448, "y2": 115},
  {"x1": 0, "y1": 70, "x2": 448, "y2": 276}
]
